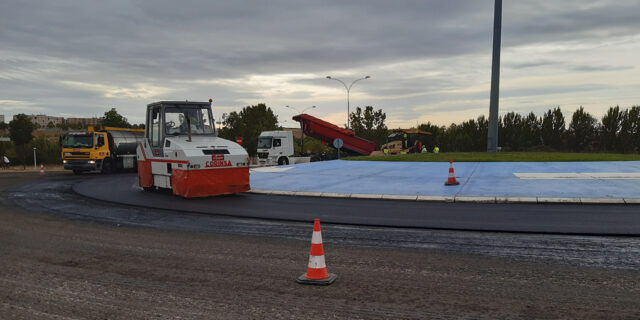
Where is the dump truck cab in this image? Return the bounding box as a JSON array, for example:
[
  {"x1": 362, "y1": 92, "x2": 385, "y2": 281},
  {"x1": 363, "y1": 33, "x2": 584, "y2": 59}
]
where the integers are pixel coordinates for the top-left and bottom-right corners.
[
  {"x1": 137, "y1": 100, "x2": 250, "y2": 197},
  {"x1": 61, "y1": 126, "x2": 144, "y2": 174}
]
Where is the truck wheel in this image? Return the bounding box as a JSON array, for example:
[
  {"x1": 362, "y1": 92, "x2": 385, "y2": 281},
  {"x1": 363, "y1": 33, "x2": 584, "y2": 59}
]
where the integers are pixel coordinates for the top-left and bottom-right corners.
[
  {"x1": 277, "y1": 157, "x2": 289, "y2": 165},
  {"x1": 101, "y1": 158, "x2": 113, "y2": 174}
]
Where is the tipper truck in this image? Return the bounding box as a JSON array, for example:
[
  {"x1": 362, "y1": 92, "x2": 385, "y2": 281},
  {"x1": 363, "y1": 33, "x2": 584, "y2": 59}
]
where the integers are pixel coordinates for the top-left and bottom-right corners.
[
  {"x1": 136, "y1": 100, "x2": 250, "y2": 198},
  {"x1": 61, "y1": 126, "x2": 144, "y2": 174}
]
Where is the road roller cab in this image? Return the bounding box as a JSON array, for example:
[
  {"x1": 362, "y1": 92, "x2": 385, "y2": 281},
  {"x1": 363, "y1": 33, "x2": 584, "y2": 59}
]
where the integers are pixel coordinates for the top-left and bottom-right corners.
[{"x1": 136, "y1": 100, "x2": 250, "y2": 197}]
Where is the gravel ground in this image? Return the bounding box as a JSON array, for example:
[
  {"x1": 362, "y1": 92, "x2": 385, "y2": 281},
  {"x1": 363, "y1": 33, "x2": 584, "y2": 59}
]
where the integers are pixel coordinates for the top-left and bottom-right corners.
[{"x1": 1, "y1": 172, "x2": 640, "y2": 319}]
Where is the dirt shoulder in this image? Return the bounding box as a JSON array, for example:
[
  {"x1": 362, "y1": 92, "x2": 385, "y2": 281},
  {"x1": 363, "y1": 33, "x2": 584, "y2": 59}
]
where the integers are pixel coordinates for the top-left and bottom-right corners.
[{"x1": 1, "y1": 173, "x2": 639, "y2": 319}]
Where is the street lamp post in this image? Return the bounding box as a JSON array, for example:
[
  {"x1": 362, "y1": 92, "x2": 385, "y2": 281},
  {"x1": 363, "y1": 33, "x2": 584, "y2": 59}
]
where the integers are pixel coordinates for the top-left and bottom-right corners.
[
  {"x1": 33, "y1": 147, "x2": 37, "y2": 169},
  {"x1": 286, "y1": 105, "x2": 316, "y2": 155},
  {"x1": 325, "y1": 76, "x2": 370, "y2": 129}
]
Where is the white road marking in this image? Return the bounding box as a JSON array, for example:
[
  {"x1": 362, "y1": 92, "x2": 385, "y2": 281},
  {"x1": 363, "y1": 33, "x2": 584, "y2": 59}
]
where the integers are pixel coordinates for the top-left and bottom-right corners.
[{"x1": 514, "y1": 172, "x2": 640, "y2": 179}]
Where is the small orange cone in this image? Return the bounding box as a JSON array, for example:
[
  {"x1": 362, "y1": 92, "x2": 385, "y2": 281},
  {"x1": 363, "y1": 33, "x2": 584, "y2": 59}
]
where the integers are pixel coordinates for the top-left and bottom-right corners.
[
  {"x1": 40, "y1": 163, "x2": 45, "y2": 175},
  {"x1": 296, "y1": 219, "x2": 337, "y2": 285},
  {"x1": 444, "y1": 159, "x2": 459, "y2": 185}
]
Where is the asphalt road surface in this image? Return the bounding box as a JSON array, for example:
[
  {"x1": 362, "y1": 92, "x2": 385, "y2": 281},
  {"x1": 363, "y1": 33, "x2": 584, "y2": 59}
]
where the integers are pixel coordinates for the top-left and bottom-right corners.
[
  {"x1": 1, "y1": 172, "x2": 640, "y2": 319},
  {"x1": 74, "y1": 173, "x2": 640, "y2": 235}
]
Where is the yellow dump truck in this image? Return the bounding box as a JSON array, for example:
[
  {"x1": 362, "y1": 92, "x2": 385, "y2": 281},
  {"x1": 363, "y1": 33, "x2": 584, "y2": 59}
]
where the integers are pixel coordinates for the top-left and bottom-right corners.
[{"x1": 61, "y1": 126, "x2": 145, "y2": 174}]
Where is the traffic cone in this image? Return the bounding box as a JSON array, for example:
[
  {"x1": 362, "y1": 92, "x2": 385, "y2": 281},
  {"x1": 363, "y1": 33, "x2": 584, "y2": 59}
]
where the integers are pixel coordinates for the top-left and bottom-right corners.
[
  {"x1": 444, "y1": 159, "x2": 459, "y2": 185},
  {"x1": 40, "y1": 163, "x2": 45, "y2": 175},
  {"x1": 296, "y1": 219, "x2": 337, "y2": 285}
]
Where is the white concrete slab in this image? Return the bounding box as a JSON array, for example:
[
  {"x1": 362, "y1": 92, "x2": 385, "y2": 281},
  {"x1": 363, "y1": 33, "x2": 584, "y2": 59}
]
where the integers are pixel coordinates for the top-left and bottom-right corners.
[
  {"x1": 293, "y1": 191, "x2": 323, "y2": 197},
  {"x1": 248, "y1": 189, "x2": 272, "y2": 195},
  {"x1": 454, "y1": 196, "x2": 496, "y2": 203},
  {"x1": 537, "y1": 197, "x2": 582, "y2": 204},
  {"x1": 580, "y1": 197, "x2": 626, "y2": 204},
  {"x1": 381, "y1": 194, "x2": 418, "y2": 201},
  {"x1": 320, "y1": 192, "x2": 351, "y2": 198},
  {"x1": 416, "y1": 195, "x2": 453, "y2": 202},
  {"x1": 496, "y1": 196, "x2": 538, "y2": 204},
  {"x1": 623, "y1": 198, "x2": 640, "y2": 204},
  {"x1": 350, "y1": 193, "x2": 384, "y2": 200}
]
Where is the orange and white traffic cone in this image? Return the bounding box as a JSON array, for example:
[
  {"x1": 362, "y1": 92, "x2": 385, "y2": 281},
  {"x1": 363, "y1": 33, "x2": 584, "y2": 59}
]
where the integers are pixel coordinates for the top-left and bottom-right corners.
[
  {"x1": 296, "y1": 219, "x2": 337, "y2": 285},
  {"x1": 40, "y1": 163, "x2": 45, "y2": 175},
  {"x1": 444, "y1": 159, "x2": 459, "y2": 185}
]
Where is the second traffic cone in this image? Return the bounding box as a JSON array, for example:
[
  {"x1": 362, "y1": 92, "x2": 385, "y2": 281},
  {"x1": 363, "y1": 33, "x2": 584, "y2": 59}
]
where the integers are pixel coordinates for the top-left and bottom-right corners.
[
  {"x1": 444, "y1": 159, "x2": 459, "y2": 185},
  {"x1": 40, "y1": 163, "x2": 45, "y2": 175},
  {"x1": 296, "y1": 219, "x2": 337, "y2": 285}
]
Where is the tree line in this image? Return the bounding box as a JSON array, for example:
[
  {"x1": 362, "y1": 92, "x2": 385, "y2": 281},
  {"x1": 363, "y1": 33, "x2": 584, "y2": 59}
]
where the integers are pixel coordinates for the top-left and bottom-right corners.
[{"x1": 419, "y1": 105, "x2": 640, "y2": 153}]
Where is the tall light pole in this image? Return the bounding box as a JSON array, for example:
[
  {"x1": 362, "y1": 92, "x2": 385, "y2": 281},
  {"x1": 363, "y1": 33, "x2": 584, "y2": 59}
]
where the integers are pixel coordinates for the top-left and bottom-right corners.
[
  {"x1": 325, "y1": 75, "x2": 370, "y2": 129},
  {"x1": 487, "y1": 0, "x2": 502, "y2": 152},
  {"x1": 286, "y1": 105, "x2": 316, "y2": 154}
]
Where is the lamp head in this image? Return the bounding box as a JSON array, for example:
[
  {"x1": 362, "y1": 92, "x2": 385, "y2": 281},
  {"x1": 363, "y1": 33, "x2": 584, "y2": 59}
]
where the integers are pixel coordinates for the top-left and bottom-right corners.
[
  {"x1": 326, "y1": 76, "x2": 332, "y2": 79},
  {"x1": 365, "y1": 76, "x2": 371, "y2": 79}
]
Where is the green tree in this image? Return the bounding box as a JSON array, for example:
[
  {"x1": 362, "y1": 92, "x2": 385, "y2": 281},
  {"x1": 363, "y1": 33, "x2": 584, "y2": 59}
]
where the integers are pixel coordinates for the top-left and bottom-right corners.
[
  {"x1": 619, "y1": 106, "x2": 640, "y2": 153},
  {"x1": 541, "y1": 107, "x2": 566, "y2": 150},
  {"x1": 0, "y1": 121, "x2": 8, "y2": 131},
  {"x1": 218, "y1": 103, "x2": 279, "y2": 156},
  {"x1": 349, "y1": 106, "x2": 387, "y2": 147},
  {"x1": 101, "y1": 108, "x2": 131, "y2": 128},
  {"x1": 568, "y1": 106, "x2": 598, "y2": 151},
  {"x1": 9, "y1": 114, "x2": 36, "y2": 169},
  {"x1": 600, "y1": 106, "x2": 623, "y2": 152},
  {"x1": 46, "y1": 121, "x2": 55, "y2": 128},
  {"x1": 418, "y1": 122, "x2": 445, "y2": 148},
  {"x1": 499, "y1": 112, "x2": 523, "y2": 151},
  {"x1": 520, "y1": 112, "x2": 542, "y2": 150}
]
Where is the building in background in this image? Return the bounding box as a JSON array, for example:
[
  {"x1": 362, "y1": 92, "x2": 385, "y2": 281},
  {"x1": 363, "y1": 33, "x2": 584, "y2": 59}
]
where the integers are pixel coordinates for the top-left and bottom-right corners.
[
  {"x1": 0, "y1": 115, "x2": 5, "y2": 123},
  {"x1": 66, "y1": 117, "x2": 99, "y2": 127},
  {"x1": 15, "y1": 114, "x2": 65, "y2": 127}
]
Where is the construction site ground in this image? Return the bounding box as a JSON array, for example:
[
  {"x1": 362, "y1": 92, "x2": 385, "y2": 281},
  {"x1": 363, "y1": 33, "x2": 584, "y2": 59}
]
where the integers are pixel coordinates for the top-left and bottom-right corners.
[{"x1": 1, "y1": 172, "x2": 640, "y2": 319}]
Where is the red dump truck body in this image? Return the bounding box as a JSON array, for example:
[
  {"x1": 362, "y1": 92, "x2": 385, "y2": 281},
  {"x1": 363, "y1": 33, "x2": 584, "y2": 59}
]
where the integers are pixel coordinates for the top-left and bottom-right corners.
[{"x1": 292, "y1": 114, "x2": 376, "y2": 155}]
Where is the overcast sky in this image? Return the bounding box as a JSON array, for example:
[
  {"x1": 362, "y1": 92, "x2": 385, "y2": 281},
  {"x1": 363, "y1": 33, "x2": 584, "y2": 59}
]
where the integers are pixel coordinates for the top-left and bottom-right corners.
[{"x1": 1, "y1": 0, "x2": 639, "y2": 128}]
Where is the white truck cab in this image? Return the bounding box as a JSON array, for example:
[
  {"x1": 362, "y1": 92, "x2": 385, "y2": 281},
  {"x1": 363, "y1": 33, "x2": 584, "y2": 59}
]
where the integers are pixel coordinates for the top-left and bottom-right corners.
[{"x1": 257, "y1": 130, "x2": 311, "y2": 166}]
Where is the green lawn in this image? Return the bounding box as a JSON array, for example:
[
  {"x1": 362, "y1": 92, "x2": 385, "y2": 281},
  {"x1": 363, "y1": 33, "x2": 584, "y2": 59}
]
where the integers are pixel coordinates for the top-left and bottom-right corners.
[{"x1": 345, "y1": 152, "x2": 640, "y2": 162}]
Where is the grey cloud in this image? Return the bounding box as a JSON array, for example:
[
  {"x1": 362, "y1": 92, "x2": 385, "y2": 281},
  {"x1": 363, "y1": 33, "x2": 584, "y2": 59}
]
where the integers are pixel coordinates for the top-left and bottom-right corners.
[{"x1": 1, "y1": 0, "x2": 639, "y2": 124}]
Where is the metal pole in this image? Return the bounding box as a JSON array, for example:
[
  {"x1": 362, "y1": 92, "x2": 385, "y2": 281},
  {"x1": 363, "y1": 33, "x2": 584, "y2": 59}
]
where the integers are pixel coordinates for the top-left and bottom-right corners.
[
  {"x1": 487, "y1": 0, "x2": 502, "y2": 152},
  {"x1": 326, "y1": 76, "x2": 370, "y2": 129},
  {"x1": 33, "y1": 147, "x2": 37, "y2": 169}
]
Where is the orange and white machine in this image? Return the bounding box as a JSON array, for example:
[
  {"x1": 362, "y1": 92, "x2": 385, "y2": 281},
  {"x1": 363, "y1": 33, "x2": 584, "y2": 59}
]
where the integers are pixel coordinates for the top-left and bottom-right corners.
[{"x1": 136, "y1": 100, "x2": 250, "y2": 197}]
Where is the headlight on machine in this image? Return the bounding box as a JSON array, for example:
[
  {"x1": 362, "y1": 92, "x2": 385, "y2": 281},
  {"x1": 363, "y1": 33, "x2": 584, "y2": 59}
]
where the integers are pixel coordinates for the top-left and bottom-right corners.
[
  {"x1": 62, "y1": 160, "x2": 67, "y2": 164},
  {"x1": 88, "y1": 160, "x2": 96, "y2": 164}
]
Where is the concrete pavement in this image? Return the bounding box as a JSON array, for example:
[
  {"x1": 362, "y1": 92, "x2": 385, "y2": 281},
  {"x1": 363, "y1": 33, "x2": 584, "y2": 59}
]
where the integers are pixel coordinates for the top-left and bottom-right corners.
[{"x1": 249, "y1": 160, "x2": 640, "y2": 204}]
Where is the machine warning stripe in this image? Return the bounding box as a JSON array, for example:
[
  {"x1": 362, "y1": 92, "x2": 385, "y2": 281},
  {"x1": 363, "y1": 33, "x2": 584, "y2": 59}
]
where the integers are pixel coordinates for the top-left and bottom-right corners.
[{"x1": 138, "y1": 143, "x2": 189, "y2": 164}]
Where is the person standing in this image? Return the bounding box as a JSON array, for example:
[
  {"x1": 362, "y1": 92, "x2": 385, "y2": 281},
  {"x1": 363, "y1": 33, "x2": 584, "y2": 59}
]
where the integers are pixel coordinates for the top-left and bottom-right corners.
[
  {"x1": 2, "y1": 154, "x2": 9, "y2": 169},
  {"x1": 433, "y1": 146, "x2": 440, "y2": 154}
]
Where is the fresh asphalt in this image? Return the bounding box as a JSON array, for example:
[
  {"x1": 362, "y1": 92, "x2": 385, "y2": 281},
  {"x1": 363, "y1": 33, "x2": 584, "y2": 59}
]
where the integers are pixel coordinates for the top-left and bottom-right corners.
[{"x1": 70, "y1": 172, "x2": 640, "y2": 235}]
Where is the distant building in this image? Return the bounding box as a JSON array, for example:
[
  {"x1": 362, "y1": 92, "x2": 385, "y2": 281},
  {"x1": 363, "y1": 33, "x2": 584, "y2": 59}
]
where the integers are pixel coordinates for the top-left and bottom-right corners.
[
  {"x1": 66, "y1": 117, "x2": 99, "y2": 127},
  {"x1": 15, "y1": 114, "x2": 65, "y2": 127},
  {"x1": 0, "y1": 115, "x2": 5, "y2": 123}
]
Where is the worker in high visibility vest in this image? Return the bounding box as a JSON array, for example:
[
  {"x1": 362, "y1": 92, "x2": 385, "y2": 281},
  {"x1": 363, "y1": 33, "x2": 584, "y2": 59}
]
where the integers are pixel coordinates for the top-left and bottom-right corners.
[
  {"x1": 383, "y1": 148, "x2": 389, "y2": 156},
  {"x1": 434, "y1": 146, "x2": 440, "y2": 154}
]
